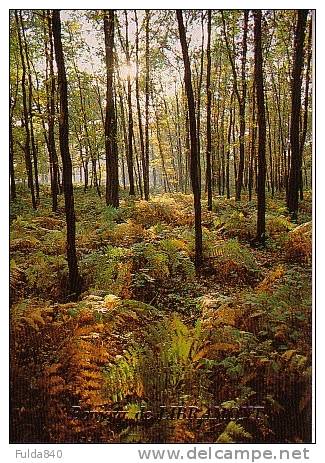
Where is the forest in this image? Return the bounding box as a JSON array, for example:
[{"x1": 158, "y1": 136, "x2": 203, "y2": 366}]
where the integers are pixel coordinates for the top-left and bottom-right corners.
[{"x1": 10, "y1": 9, "x2": 313, "y2": 444}]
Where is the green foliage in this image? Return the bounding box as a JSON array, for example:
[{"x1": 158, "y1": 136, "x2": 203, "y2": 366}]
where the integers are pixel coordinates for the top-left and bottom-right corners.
[
  {"x1": 216, "y1": 421, "x2": 252, "y2": 443},
  {"x1": 103, "y1": 314, "x2": 210, "y2": 406},
  {"x1": 101, "y1": 205, "x2": 125, "y2": 224},
  {"x1": 131, "y1": 240, "x2": 195, "y2": 291},
  {"x1": 284, "y1": 222, "x2": 312, "y2": 264},
  {"x1": 214, "y1": 207, "x2": 294, "y2": 244},
  {"x1": 25, "y1": 252, "x2": 68, "y2": 300},
  {"x1": 266, "y1": 214, "x2": 294, "y2": 237},
  {"x1": 10, "y1": 188, "x2": 312, "y2": 443},
  {"x1": 129, "y1": 196, "x2": 192, "y2": 228},
  {"x1": 208, "y1": 239, "x2": 260, "y2": 284},
  {"x1": 243, "y1": 267, "x2": 311, "y2": 348},
  {"x1": 41, "y1": 230, "x2": 66, "y2": 255},
  {"x1": 10, "y1": 3, "x2": 313, "y2": 444},
  {"x1": 215, "y1": 210, "x2": 255, "y2": 241},
  {"x1": 80, "y1": 246, "x2": 132, "y2": 295}
]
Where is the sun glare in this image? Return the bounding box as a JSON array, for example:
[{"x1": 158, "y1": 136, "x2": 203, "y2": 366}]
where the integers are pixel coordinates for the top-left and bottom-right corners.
[{"x1": 119, "y1": 62, "x2": 137, "y2": 80}]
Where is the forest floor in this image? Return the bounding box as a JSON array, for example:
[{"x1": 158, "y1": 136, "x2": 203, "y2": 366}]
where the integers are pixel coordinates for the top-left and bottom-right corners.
[{"x1": 10, "y1": 187, "x2": 312, "y2": 444}]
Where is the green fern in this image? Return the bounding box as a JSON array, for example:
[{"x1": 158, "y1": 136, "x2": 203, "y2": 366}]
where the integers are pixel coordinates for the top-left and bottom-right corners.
[
  {"x1": 216, "y1": 421, "x2": 252, "y2": 443},
  {"x1": 103, "y1": 314, "x2": 210, "y2": 407}
]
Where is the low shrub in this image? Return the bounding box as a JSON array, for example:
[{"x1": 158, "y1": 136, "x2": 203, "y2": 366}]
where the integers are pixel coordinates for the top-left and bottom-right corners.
[
  {"x1": 214, "y1": 210, "x2": 255, "y2": 241},
  {"x1": 284, "y1": 222, "x2": 312, "y2": 264},
  {"x1": 10, "y1": 236, "x2": 40, "y2": 253},
  {"x1": 207, "y1": 239, "x2": 261, "y2": 284},
  {"x1": 266, "y1": 214, "x2": 294, "y2": 238},
  {"x1": 130, "y1": 196, "x2": 191, "y2": 228},
  {"x1": 80, "y1": 246, "x2": 133, "y2": 297},
  {"x1": 105, "y1": 220, "x2": 145, "y2": 246},
  {"x1": 241, "y1": 267, "x2": 311, "y2": 350},
  {"x1": 24, "y1": 252, "x2": 68, "y2": 300},
  {"x1": 41, "y1": 230, "x2": 66, "y2": 255}
]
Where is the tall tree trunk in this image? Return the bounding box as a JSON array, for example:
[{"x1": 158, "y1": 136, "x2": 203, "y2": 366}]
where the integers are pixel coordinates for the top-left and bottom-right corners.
[
  {"x1": 254, "y1": 10, "x2": 267, "y2": 245},
  {"x1": 52, "y1": 10, "x2": 81, "y2": 299},
  {"x1": 9, "y1": 62, "x2": 18, "y2": 201},
  {"x1": 144, "y1": 10, "x2": 150, "y2": 200},
  {"x1": 134, "y1": 11, "x2": 146, "y2": 199},
  {"x1": 175, "y1": 86, "x2": 184, "y2": 192},
  {"x1": 220, "y1": 105, "x2": 225, "y2": 196},
  {"x1": 21, "y1": 19, "x2": 40, "y2": 203},
  {"x1": 248, "y1": 83, "x2": 256, "y2": 201},
  {"x1": 45, "y1": 10, "x2": 59, "y2": 212},
  {"x1": 206, "y1": 10, "x2": 213, "y2": 211},
  {"x1": 19, "y1": 12, "x2": 40, "y2": 202},
  {"x1": 15, "y1": 11, "x2": 36, "y2": 210},
  {"x1": 195, "y1": 12, "x2": 204, "y2": 192},
  {"x1": 118, "y1": 88, "x2": 129, "y2": 187},
  {"x1": 104, "y1": 10, "x2": 119, "y2": 207},
  {"x1": 232, "y1": 106, "x2": 238, "y2": 190},
  {"x1": 124, "y1": 10, "x2": 135, "y2": 196},
  {"x1": 226, "y1": 92, "x2": 234, "y2": 200},
  {"x1": 236, "y1": 10, "x2": 248, "y2": 201},
  {"x1": 184, "y1": 98, "x2": 190, "y2": 194},
  {"x1": 177, "y1": 10, "x2": 203, "y2": 270},
  {"x1": 299, "y1": 16, "x2": 312, "y2": 200},
  {"x1": 265, "y1": 92, "x2": 275, "y2": 197},
  {"x1": 9, "y1": 117, "x2": 16, "y2": 201},
  {"x1": 287, "y1": 10, "x2": 308, "y2": 219}
]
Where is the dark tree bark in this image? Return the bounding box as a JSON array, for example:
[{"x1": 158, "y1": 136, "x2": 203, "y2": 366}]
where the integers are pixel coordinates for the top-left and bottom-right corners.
[
  {"x1": 226, "y1": 91, "x2": 234, "y2": 200},
  {"x1": 220, "y1": 105, "x2": 225, "y2": 196},
  {"x1": 118, "y1": 86, "x2": 129, "y2": 189},
  {"x1": 299, "y1": 16, "x2": 312, "y2": 200},
  {"x1": 134, "y1": 11, "x2": 145, "y2": 199},
  {"x1": 21, "y1": 14, "x2": 40, "y2": 203},
  {"x1": 176, "y1": 10, "x2": 203, "y2": 270},
  {"x1": 271, "y1": 69, "x2": 286, "y2": 192},
  {"x1": 206, "y1": 10, "x2": 213, "y2": 211},
  {"x1": 213, "y1": 60, "x2": 222, "y2": 195},
  {"x1": 15, "y1": 10, "x2": 36, "y2": 210},
  {"x1": 144, "y1": 10, "x2": 150, "y2": 200},
  {"x1": 9, "y1": 61, "x2": 18, "y2": 201},
  {"x1": 124, "y1": 10, "x2": 135, "y2": 196},
  {"x1": 45, "y1": 10, "x2": 59, "y2": 212},
  {"x1": 184, "y1": 102, "x2": 190, "y2": 194},
  {"x1": 265, "y1": 91, "x2": 275, "y2": 197},
  {"x1": 248, "y1": 82, "x2": 256, "y2": 202},
  {"x1": 195, "y1": 12, "x2": 204, "y2": 192},
  {"x1": 19, "y1": 18, "x2": 39, "y2": 204},
  {"x1": 52, "y1": 10, "x2": 81, "y2": 299},
  {"x1": 287, "y1": 10, "x2": 308, "y2": 219},
  {"x1": 9, "y1": 112, "x2": 16, "y2": 201},
  {"x1": 254, "y1": 10, "x2": 267, "y2": 245},
  {"x1": 104, "y1": 10, "x2": 119, "y2": 207}
]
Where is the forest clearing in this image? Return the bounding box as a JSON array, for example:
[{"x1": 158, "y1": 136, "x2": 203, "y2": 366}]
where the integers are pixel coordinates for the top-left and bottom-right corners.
[{"x1": 10, "y1": 10, "x2": 313, "y2": 444}]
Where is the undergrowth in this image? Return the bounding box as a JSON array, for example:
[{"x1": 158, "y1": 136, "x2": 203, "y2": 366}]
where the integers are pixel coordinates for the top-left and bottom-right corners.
[{"x1": 10, "y1": 188, "x2": 312, "y2": 443}]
